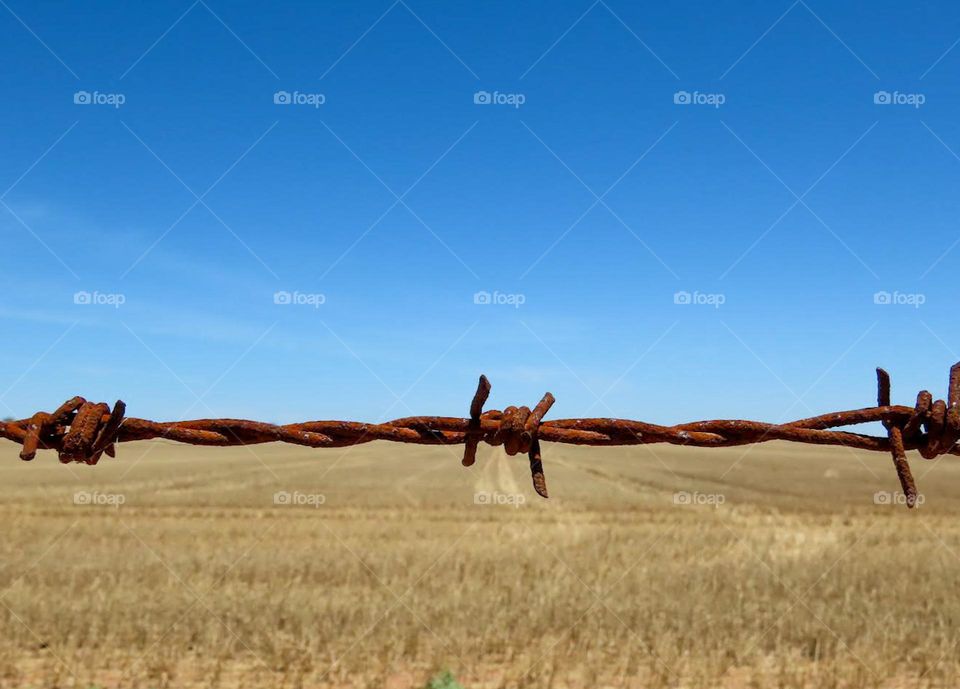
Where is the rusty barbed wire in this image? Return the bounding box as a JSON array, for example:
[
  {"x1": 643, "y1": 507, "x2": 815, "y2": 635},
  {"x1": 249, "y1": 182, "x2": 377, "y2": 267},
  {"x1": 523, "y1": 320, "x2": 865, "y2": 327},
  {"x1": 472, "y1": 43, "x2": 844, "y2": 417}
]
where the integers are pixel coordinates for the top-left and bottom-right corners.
[{"x1": 2, "y1": 364, "x2": 960, "y2": 508}]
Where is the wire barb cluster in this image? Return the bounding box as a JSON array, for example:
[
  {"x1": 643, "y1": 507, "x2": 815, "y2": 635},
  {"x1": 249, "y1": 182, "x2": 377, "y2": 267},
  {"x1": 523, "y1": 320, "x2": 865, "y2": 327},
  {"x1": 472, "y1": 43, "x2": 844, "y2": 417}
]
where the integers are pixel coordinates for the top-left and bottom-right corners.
[{"x1": 2, "y1": 364, "x2": 959, "y2": 507}]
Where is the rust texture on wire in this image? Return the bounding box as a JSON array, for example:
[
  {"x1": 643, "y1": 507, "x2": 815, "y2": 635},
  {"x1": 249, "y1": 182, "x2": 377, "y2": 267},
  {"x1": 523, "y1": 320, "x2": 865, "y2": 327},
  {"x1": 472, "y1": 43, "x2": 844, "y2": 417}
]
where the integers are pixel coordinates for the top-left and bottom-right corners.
[{"x1": 3, "y1": 364, "x2": 960, "y2": 507}]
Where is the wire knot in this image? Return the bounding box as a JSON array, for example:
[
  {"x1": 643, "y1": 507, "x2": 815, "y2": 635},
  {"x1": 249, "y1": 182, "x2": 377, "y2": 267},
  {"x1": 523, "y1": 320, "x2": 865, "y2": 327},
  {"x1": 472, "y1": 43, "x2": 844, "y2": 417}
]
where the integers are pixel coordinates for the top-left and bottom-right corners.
[
  {"x1": 460, "y1": 375, "x2": 555, "y2": 498},
  {"x1": 19, "y1": 397, "x2": 126, "y2": 465},
  {"x1": 877, "y1": 363, "x2": 960, "y2": 508}
]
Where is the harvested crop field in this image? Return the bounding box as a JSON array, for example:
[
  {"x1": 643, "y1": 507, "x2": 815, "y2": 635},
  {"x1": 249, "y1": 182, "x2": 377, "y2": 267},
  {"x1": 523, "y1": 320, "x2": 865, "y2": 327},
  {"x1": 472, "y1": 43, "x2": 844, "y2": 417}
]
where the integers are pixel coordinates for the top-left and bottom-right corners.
[{"x1": 1, "y1": 439, "x2": 959, "y2": 688}]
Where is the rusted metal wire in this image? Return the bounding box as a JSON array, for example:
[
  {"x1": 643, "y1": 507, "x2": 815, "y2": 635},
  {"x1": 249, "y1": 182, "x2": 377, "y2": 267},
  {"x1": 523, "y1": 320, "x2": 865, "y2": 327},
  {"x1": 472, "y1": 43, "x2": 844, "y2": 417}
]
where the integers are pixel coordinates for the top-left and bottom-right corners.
[{"x1": 2, "y1": 364, "x2": 960, "y2": 508}]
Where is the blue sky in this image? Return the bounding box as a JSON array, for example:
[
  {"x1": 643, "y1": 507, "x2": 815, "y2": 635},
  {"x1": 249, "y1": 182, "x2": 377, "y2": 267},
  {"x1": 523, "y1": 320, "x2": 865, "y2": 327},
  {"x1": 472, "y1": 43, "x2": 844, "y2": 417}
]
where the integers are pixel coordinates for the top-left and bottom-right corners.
[{"x1": 1, "y1": 0, "x2": 959, "y2": 427}]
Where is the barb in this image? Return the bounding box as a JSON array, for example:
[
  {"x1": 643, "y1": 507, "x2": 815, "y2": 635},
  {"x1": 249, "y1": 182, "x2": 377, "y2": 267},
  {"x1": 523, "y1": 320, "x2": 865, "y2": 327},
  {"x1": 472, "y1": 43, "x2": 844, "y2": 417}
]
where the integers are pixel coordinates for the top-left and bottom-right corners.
[{"x1": 2, "y1": 365, "x2": 959, "y2": 507}]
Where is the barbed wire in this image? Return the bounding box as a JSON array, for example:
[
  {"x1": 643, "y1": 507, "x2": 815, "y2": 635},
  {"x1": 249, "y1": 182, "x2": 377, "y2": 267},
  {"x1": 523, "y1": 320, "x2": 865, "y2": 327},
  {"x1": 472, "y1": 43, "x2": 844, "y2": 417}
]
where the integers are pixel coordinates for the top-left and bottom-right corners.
[{"x1": 2, "y1": 364, "x2": 959, "y2": 508}]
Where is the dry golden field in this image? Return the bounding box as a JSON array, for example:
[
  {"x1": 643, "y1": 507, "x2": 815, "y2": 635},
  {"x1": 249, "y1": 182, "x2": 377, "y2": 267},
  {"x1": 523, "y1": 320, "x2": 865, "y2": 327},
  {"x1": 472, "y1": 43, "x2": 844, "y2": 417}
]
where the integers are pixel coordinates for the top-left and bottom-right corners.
[{"x1": 2, "y1": 437, "x2": 960, "y2": 688}]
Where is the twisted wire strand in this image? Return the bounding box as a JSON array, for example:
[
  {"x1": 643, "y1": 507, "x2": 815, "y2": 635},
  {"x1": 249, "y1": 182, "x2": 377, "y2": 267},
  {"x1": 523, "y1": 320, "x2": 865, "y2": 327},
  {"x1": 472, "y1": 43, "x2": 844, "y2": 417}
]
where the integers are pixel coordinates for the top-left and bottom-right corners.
[{"x1": 2, "y1": 364, "x2": 960, "y2": 507}]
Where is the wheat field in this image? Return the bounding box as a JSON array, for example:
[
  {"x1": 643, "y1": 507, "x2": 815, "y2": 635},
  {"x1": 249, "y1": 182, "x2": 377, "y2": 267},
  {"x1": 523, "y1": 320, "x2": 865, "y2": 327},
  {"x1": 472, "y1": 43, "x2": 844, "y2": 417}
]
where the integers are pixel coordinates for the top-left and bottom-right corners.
[{"x1": 1, "y1": 437, "x2": 960, "y2": 688}]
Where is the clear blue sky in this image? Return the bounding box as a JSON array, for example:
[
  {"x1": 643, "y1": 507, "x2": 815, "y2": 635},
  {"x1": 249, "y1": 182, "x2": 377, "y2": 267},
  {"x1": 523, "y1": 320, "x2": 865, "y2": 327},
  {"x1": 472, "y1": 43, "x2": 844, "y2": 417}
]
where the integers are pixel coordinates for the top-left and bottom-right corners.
[{"x1": 2, "y1": 0, "x2": 959, "y2": 426}]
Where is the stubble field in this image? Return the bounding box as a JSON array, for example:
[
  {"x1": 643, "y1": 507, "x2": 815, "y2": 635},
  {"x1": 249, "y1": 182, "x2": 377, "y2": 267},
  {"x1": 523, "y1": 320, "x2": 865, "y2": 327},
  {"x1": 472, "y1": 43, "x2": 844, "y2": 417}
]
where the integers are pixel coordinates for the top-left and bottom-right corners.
[{"x1": 1, "y1": 437, "x2": 960, "y2": 688}]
